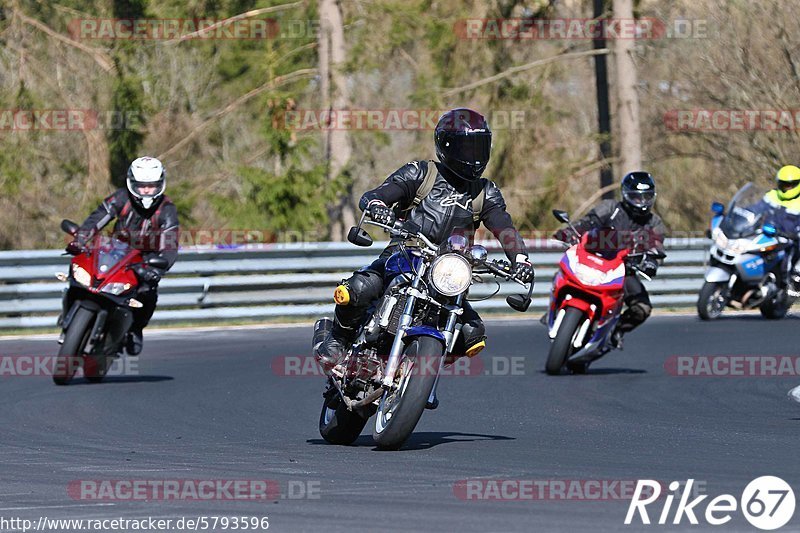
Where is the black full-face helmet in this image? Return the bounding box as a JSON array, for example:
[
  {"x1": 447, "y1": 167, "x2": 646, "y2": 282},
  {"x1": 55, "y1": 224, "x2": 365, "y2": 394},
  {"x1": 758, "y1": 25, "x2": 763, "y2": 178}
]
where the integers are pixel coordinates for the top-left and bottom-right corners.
[
  {"x1": 434, "y1": 108, "x2": 492, "y2": 181},
  {"x1": 621, "y1": 171, "x2": 657, "y2": 215}
]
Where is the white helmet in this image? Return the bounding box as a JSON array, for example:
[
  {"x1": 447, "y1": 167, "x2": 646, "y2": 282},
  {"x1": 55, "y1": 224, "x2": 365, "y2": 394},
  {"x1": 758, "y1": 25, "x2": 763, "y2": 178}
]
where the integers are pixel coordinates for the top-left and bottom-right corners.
[{"x1": 126, "y1": 156, "x2": 166, "y2": 210}]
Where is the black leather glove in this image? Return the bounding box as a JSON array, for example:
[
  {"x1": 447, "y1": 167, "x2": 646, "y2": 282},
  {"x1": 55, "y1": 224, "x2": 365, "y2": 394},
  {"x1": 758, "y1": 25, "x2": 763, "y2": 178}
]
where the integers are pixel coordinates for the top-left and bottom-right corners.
[
  {"x1": 513, "y1": 255, "x2": 535, "y2": 283},
  {"x1": 553, "y1": 228, "x2": 578, "y2": 245},
  {"x1": 367, "y1": 201, "x2": 395, "y2": 226},
  {"x1": 641, "y1": 257, "x2": 658, "y2": 278},
  {"x1": 135, "y1": 265, "x2": 162, "y2": 287},
  {"x1": 65, "y1": 240, "x2": 84, "y2": 255}
]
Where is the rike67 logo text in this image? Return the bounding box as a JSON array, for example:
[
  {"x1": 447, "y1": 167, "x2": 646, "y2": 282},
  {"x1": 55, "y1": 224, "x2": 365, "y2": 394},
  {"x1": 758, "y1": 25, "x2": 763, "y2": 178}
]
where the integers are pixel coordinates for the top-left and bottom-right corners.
[{"x1": 625, "y1": 477, "x2": 795, "y2": 530}]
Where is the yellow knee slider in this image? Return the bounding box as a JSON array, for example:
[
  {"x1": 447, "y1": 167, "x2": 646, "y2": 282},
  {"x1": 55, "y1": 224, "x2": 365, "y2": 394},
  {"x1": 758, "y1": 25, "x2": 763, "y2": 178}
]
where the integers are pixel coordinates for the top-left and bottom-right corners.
[
  {"x1": 465, "y1": 339, "x2": 486, "y2": 358},
  {"x1": 333, "y1": 284, "x2": 351, "y2": 305}
]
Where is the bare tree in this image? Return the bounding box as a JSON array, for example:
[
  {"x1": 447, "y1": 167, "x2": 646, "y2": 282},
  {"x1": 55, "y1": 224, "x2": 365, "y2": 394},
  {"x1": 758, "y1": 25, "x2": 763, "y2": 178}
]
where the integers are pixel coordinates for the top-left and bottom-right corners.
[
  {"x1": 613, "y1": 0, "x2": 642, "y2": 173},
  {"x1": 318, "y1": 0, "x2": 354, "y2": 240}
]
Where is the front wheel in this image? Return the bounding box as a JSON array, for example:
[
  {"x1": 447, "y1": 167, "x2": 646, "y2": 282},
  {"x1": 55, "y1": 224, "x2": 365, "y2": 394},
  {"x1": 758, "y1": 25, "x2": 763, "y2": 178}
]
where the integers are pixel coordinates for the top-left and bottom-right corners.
[
  {"x1": 697, "y1": 281, "x2": 727, "y2": 320},
  {"x1": 84, "y1": 354, "x2": 112, "y2": 383},
  {"x1": 372, "y1": 336, "x2": 443, "y2": 450},
  {"x1": 545, "y1": 307, "x2": 584, "y2": 375},
  {"x1": 52, "y1": 307, "x2": 95, "y2": 385},
  {"x1": 319, "y1": 385, "x2": 371, "y2": 445}
]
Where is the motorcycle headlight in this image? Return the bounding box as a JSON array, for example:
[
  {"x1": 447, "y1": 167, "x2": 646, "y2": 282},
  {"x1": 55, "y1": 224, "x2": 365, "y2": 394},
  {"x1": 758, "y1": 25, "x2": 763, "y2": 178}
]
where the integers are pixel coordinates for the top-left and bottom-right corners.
[
  {"x1": 429, "y1": 253, "x2": 472, "y2": 297},
  {"x1": 728, "y1": 238, "x2": 754, "y2": 254},
  {"x1": 100, "y1": 282, "x2": 132, "y2": 295},
  {"x1": 572, "y1": 263, "x2": 607, "y2": 286},
  {"x1": 72, "y1": 264, "x2": 91, "y2": 287},
  {"x1": 712, "y1": 228, "x2": 728, "y2": 249}
]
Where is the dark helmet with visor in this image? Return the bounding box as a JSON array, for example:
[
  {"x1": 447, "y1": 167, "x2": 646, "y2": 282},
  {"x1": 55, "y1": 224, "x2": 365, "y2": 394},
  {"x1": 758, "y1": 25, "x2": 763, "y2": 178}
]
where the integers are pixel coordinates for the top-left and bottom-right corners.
[
  {"x1": 621, "y1": 171, "x2": 657, "y2": 215},
  {"x1": 434, "y1": 108, "x2": 492, "y2": 181}
]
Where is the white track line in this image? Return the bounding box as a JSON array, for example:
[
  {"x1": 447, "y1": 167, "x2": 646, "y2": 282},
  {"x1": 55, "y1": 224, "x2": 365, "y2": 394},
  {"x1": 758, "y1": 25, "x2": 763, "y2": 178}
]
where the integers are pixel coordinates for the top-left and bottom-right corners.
[{"x1": 0, "y1": 503, "x2": 115, "y2": 511}]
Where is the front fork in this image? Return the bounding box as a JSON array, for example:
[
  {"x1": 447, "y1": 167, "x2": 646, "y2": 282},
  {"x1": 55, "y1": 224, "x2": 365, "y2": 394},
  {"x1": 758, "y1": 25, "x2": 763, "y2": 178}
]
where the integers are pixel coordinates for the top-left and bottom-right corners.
[
  {"x1": 427, "y1": 293, "x2": 464, "y2": 406},
  {"x1": 382, "y1": 262, "x2": 427, "y2": 388},
  {"x1": 381, "y1": 263, "x2": 463, "y2": 392}
]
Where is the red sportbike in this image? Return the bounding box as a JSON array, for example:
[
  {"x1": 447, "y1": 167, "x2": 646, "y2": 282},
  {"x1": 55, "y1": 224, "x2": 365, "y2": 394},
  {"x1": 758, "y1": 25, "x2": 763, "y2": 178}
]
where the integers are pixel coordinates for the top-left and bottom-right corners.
[
  {"x1": 544, "y1": 210, "x2": 663, "y2": 375},
  {"x1": 52, "y1": 219, "x2": 168, "y2": 385}
]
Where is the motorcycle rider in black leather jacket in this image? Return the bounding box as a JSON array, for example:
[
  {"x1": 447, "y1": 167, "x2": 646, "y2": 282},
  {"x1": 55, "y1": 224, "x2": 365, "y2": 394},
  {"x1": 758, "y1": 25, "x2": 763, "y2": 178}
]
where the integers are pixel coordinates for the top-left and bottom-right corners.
[{"x1": 317, "y1": 108, "x2": 534, "y2": 367}]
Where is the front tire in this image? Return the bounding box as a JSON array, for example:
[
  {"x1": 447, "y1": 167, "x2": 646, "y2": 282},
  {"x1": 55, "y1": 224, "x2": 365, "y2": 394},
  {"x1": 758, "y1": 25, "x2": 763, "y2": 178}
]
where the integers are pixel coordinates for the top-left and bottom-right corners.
[
  {"x1": 84, "y1": 354, "x2": 111, "y2": 383},
  {"x1": 372, "y1": 336, "x2": 443, "y2": 450},
  {"x1": 319, "y1": 386, "x2": 371, "y2": 445},
  {"x1": 52, "y1": 307, "x2": 95, "y2": 385},
  {"x1": 697, "y1": 281, "x2": 727, "y2": 320},
  {"x1": 545, "y1": 307, "x2": 584, "y2": 375}
]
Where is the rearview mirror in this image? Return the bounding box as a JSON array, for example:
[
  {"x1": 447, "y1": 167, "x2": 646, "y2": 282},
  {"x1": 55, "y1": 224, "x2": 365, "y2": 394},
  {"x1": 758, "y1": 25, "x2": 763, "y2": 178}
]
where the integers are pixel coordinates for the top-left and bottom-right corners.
[
  {"x1": 506, "y1": 294, "x2": 531, "y2": 313},
  {"x1": 711, "y1": 202, "x2": 725, "y2": 215},
  {"x1": 147, "y1": 256, "x2": 170, "y2": 270},
  {"x1": 347, "y1": 226, "x2": 373, "y2": 247},
  {"x1": 552, "y1": 209, "x2": 570, "y2": 224},
  {"x1": 61, "y1": 219, "x2": 79, "y2": 236}
]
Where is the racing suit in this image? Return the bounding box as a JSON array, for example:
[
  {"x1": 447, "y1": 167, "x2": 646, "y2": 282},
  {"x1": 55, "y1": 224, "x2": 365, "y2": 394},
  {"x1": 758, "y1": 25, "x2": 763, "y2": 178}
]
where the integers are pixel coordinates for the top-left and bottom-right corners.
[
  {"x1": 74, "y1": 188, "x2": 180, "y2": 334},
  {"x1": 332, "y1": 160, "x2": 529, "y2": 356}
]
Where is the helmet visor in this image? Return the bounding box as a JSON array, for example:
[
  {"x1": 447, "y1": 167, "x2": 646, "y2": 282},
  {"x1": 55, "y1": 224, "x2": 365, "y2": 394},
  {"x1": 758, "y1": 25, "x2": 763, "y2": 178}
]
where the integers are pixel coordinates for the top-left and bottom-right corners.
[
  {"x1": 443, "y1": 132, "x2": 491, "y2": 165},
  {"x1": 623, "y1": 189, "x2": 656, "y2": 209},
  {"x1": 778, "y1": 179, "x2": 800, "y2": 193},
  {"x1": 131, "y1": 178, "x2": 165, "y2": 199}
]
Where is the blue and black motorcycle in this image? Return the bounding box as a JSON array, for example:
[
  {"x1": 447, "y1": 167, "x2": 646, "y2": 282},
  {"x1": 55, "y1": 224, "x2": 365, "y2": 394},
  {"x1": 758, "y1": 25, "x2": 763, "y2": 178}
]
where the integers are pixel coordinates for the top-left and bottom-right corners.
[
  {"x1": 314, "y1": 213, "x2": 533, "y2": 449},
  {"x1": 698, "y1": 183, "x2": 796, "y2": 320}
]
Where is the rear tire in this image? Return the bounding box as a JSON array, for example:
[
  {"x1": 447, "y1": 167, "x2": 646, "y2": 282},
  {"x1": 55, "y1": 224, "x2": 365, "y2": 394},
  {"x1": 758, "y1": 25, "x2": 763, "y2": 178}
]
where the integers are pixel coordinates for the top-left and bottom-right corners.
[
  {"x1": 52, "y1": 307, "x2": 95, "y2": 386},
  {"x1": 319, "y1": 386, "x2": 371, "y2": 445},
  {"x1": 545, "y1": 307, "x2": 584, "y2": 375},
  {"x1": 697, "y1": 281, "x2": 727, "y2": 320},
  {"x1": 372, "y1": 336, "x2": 442, "y2": 450}
]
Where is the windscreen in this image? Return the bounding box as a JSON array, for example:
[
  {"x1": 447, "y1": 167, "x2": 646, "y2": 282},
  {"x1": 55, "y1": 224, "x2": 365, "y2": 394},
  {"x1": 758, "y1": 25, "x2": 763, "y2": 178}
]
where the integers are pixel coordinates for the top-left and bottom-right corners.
[{"x1": 719, "y1": 183, "x2": 768, "y2": 238}]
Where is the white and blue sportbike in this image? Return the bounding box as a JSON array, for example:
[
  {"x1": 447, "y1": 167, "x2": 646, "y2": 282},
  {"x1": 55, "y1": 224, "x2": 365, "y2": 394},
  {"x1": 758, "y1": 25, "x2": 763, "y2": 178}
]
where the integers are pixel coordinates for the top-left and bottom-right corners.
[{"x1": 698, "y1": 183, "x2": 796, "y2": 320}]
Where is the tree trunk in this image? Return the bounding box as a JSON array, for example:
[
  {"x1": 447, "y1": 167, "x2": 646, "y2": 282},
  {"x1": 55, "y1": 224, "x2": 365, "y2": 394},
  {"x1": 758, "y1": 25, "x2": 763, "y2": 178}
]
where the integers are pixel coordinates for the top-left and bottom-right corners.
[
  {"x1": 593, "y1": 0, "x2": 614, "y2": 198},
  {"x1": 613, "y1": 0, "x2": 642, "y2": 173},
  {"x1": 318, "y1": 0, "x2": 353, "y2": 241}
]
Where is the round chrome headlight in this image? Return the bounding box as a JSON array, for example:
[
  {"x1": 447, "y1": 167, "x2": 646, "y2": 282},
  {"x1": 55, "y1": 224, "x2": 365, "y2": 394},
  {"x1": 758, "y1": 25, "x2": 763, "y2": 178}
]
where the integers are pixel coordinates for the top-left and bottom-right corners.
[{"x1": 429, "y1": 253, "x2": 472, "y2": 297}]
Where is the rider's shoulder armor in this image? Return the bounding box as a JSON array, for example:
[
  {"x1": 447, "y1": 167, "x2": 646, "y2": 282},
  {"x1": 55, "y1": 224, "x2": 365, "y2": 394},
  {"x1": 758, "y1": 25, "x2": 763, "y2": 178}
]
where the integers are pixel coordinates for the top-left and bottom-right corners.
[{"x1": 764, "y1": 190, "x2": 800, "y2": 215}]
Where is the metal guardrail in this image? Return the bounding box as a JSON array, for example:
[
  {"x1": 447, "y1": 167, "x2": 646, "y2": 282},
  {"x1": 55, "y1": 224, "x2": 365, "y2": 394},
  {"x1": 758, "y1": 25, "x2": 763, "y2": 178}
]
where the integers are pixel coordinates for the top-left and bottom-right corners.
[{"x1": 0, "y1": 238, "x2": 710, "y2": 329}]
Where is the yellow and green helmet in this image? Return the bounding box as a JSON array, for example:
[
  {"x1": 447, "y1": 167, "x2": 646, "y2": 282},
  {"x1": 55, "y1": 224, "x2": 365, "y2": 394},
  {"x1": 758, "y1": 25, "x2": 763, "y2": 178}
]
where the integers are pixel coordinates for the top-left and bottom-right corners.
[{"x1": 775, "y1": 165, "x2": 800, "y2": 201}]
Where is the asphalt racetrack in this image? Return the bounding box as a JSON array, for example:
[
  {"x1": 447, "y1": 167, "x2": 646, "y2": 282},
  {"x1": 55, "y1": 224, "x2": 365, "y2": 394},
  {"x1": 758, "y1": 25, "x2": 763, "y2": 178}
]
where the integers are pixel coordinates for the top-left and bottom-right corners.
[{"x1": 0, "y1": 315, "x2": 798, "y2": 532}]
